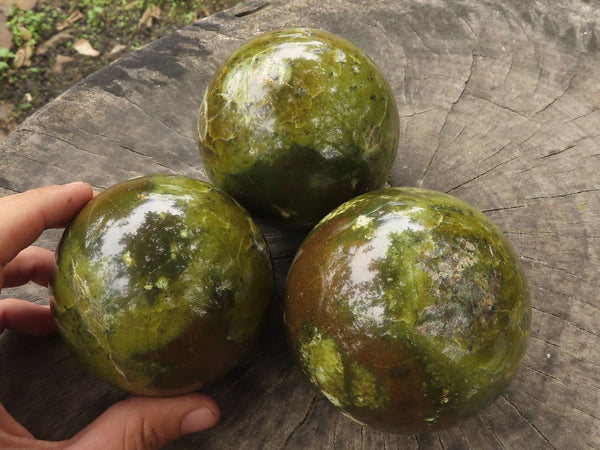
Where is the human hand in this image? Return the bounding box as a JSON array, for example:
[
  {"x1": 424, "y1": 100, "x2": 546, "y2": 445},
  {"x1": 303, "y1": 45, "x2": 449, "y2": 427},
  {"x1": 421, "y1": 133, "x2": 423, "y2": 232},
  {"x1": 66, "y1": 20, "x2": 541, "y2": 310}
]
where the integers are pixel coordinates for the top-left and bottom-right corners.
[{"x1": 0, "y1": 183, "x2": 219, "y2": 449}]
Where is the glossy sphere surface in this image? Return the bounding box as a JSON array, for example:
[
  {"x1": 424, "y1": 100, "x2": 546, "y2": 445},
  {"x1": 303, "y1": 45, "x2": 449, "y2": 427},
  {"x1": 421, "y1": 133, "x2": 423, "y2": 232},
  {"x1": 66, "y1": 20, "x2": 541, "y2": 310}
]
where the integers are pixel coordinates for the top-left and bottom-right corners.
[
  {"x1": 285, "y1": 188, "x2": 531, "y2": 432},
  {"x1": 198, "y1": 28, "x2": 399, "y2": 227},
  {"x1": 50, "y1": 175, "x2": 273, "y2": 396}
]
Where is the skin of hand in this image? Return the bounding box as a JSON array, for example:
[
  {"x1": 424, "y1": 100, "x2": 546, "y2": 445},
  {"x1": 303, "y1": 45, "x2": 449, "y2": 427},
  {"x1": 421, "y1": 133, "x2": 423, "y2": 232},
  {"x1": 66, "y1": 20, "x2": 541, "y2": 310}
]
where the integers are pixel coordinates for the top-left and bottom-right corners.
[{"x1": 0, "y1": 182, "x2": 220, "y2": 449}]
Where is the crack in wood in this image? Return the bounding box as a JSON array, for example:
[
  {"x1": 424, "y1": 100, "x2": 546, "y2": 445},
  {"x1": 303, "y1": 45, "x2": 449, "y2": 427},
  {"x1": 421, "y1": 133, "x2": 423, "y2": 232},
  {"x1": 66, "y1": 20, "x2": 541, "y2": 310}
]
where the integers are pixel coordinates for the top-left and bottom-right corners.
[
  {"x1": 480, "y1": 414, "x2": 505, "y2": 449},
  {"x1": 479, "y1": 140, "x2": 513, "y2": 164},
  {"x1": 531, "y1": 304, "x2": 600, "y2": 341},
  {"x1": 110, "y1": 92, "x2": 197, "y2": 144},
  {"x1": 539, "y1": 131, "x2": 600, "y2": 159},
  {"x1": 400, "y1": 107, "x2": 438, "y2": 119},
  {"x1": 525, "y1": 187, "x2": 600, "y2": 201},
  {"x1": 501, "y1": 51, "x2": 514, "y2": 89},
  {"x1": 418, "y1": 51, "x2": 475, "y2": 186},
  {"x1": 499, "y1": 394, "x2": 557, "y2": 449},
  {"x1": 281, "y1": 394, "x2": 318, "y2": 449},
  {"x1": 14, "y1": 102, "x2": 196, "y2": 177},
  {"x1": 78, "y1": 129, "x2": 176, "y2": 173},
  {"x1": 469, "y1": 93, "x2": 532, "y2": 121},
  {"x1": 498, "y1": 2, "x2": 531, "y2": 38},
  {"x1": 450, "y1": 6, "x2": 478, "y2": 39},
  {"x1": 439, "y1": 126, "x2": 483, "y2": 178},
  {"x1": 447, "y1": 155, "x2": 518, "y2": 193},
  {"x1": 533, "y1": 58, "x2": 582, "y2": 117},
  {"x1": 540, "y1": 143, "x2": 577, "y2": 159},
  {"x1": 531, "y1": 45, "x2": 544, "y2": 104},
  {"x1": 528, "y1": 335, "x2": 600, "y2": 371},
  {"x1": 10, "y1": 151, "x2": 70, "y2": 176},
  {"x1": 524, "y1": 363, "x2": 600, "y2": 395},
  {"x1": 190, "y1": 20, "x2": 246, "y2": 42},
  {"x1": 234, "y1": 1, "x2": 270, "y2": 18},
  {"x1": 437, "y1": 432, "x2": 447, "y2": 450},
  {"x1": 507, "y1": 382, "x2": 600, "y2": 446},
  {"x1": 405, "y1": 22, "x2": 442, "y2": 57},
  {"x1": 521, "y1": 256, "x2": 585, "y2": 279},
  {"x1": 0, "y1": 184, "x2": 20, "y2": 195},
  {"x1": 230, "y1": 364, "x2": 298, "y2": 442},
  {"x1": 505, "y1": 230, "x2": 599, "y2": 241},
  {"x1": 332, "y1": 413, "x2": 339, "y2": 449},
  {"x1": 359, "y1": 424, "x2": 365, "y2": 449},
  {"x1": 528, "y1": 283, "x2": 600, "y2": 309},
  {"x1": 572, "y1": 405, "x2": 600, "y2": 423},
  {"x1": 481, "y1": 204, "x2": 530, "y2": 213},
  {"x1": 562, "y1": 108, "x2": 600, "y2": 124},
  {"x1": 11, "y1": 127, "x2": 84, "y2": 154},
  {"x1": 20, "y1": 127, "x2": 109, "y2": 161},
  {"x1": 69, "y1": 123, "x2": 197, "y2": 174}
]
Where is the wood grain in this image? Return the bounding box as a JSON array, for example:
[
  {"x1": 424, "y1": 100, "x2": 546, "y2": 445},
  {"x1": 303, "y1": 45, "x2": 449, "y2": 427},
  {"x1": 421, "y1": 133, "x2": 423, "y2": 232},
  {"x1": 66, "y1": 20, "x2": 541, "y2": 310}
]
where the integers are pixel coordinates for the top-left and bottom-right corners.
[{"x1": 1, "y1": 0, "x2": 598, "y2": 448}]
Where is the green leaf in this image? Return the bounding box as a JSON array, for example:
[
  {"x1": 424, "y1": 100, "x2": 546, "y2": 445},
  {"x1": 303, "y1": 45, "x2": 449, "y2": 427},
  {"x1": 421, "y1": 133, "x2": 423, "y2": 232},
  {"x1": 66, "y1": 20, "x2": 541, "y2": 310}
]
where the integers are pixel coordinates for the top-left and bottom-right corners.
[{"x1": 0, "y1": 48, "x2": 16, "y2": 59}]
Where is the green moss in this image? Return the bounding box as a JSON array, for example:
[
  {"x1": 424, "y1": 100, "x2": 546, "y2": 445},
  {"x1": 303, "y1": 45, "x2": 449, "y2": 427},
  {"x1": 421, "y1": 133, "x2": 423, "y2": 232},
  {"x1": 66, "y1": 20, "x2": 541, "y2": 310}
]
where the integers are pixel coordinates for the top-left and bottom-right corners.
[{"x1": 8, "y1": 4, "x2": 58, "y2": 47}]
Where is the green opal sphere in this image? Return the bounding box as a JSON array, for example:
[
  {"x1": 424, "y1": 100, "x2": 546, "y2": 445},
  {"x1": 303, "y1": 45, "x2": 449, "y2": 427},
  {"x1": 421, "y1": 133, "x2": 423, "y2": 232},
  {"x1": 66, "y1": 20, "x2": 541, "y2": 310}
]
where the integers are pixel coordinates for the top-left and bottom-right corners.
[
  {"x1": 50, "y1": 175, "x2": 273, "y2": 396},
  {"x1": 198, "y1": 28, "x2": 400, "y2": 227},
  {"x1": 285, "y1": 187, "x2": 531, "y2": 433}
]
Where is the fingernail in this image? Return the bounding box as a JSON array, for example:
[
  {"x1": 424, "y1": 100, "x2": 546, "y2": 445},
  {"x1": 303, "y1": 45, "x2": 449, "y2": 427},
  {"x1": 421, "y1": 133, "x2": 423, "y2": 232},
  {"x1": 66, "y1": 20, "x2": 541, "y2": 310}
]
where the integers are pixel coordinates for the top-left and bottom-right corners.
[
  {"x1": 180, "y1": 406, "x2": 219, "y2": 435},
  {"x1": 64, "y1": 181, "x2": 86, "y2": 187}
]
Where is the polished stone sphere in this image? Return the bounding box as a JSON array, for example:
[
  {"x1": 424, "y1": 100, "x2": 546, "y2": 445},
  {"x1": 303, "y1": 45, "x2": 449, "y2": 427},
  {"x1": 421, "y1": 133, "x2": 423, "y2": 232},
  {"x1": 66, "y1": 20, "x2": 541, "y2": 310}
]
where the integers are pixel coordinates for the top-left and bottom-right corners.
[
  {"x1": 198, "y1": 28, "x2": 399, "y2": 227},
  {"x1": 285, "y1": 187, "x2": 531, "y2": 432},
  {"x1": 50, "y1": 175, "x2": 273, "y2": 396}
]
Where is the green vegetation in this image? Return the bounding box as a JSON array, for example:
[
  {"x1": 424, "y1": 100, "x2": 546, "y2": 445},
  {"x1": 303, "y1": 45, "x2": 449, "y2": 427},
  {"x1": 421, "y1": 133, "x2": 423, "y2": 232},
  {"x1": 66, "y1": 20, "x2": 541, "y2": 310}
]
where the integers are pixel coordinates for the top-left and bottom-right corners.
[
  {"x1": 0, "y1": 47, "x2": 15, "y2": 74},
  {"x1": 0, "y1": 0, "x2": 241, "y2": 138},
  {"x1": 8, "y1": 3, "x2": 58, "y2": 47}
]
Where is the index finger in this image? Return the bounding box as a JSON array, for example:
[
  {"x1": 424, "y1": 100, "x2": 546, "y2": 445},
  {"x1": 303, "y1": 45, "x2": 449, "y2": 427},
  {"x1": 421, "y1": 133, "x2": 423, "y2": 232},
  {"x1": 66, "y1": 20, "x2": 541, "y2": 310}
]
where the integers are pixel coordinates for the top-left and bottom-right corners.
[{"x1": 0, "y1": 182, "x2": 93, "y2": 266}]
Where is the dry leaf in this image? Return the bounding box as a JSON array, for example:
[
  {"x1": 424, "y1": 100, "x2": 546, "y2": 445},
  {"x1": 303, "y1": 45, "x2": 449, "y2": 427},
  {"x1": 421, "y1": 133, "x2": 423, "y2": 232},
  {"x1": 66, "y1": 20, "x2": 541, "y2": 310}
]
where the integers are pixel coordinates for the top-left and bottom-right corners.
[
  {"x1": 37, "y1": 30, "x2": 73, "y2": 55},
  {"x1": 52, "y1": 54, "x2": 73, "y2": 74},
  {"x1": 57, "y1": 11, "x2": 84, "y2": 31},
  {"x1": 14, "y1": 43, "x2": 33, "y2": 68},
  {"x1": 108, "y1": 44, "x2": 127, "y2": 56},
  {"x1": 0, "y1": 102, "x2": 14, "y2": 121},
  {"x1": 17, "y1": 25, "x2": 32, "y2": 42},
  {"x1": 73, "y1": 38, "x2": 100, "y2": 57},
  {"x1": 138, "y1": 5, "x2": 161, "y2": 28}
]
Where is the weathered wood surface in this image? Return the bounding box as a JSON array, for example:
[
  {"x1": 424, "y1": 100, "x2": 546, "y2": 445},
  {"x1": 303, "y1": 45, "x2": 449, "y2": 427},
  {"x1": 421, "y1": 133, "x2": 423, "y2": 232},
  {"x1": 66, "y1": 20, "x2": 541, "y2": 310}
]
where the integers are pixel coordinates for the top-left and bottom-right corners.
[{"x1": 1, "y1": 0, "x2": 599, "y2": 448}]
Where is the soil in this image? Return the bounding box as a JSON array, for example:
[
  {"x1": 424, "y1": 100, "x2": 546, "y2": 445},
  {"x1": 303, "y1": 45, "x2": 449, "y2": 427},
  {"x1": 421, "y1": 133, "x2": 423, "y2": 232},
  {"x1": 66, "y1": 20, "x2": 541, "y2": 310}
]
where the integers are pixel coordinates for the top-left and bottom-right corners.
[{"x1": 0, "y1": 0, "x2": 242, "y2": 142}]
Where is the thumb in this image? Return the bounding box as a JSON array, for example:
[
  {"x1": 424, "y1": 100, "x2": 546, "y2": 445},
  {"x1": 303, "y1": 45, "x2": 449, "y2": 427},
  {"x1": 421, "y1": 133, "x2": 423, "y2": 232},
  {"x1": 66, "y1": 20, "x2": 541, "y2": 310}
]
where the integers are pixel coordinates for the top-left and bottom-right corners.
[{"x1": 68, "y1": 393, "x2": 219, "y2": 450}]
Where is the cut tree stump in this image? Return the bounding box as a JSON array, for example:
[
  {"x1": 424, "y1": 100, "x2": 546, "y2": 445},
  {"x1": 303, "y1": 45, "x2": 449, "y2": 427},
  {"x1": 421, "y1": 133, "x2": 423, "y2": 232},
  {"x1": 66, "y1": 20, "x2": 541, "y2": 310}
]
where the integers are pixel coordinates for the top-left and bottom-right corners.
[{"x1": 1, "y1": 0, "x2": 599, "y2": 448}]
